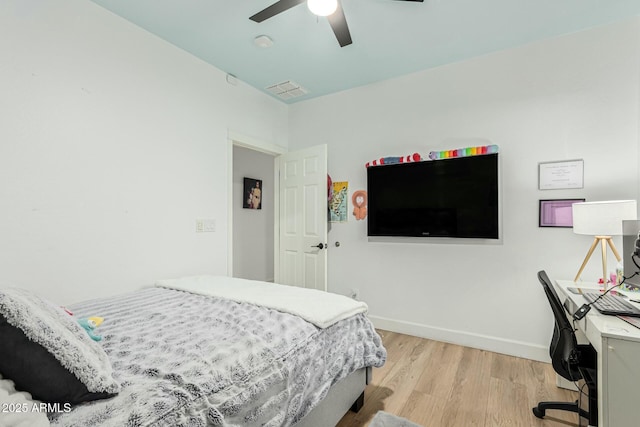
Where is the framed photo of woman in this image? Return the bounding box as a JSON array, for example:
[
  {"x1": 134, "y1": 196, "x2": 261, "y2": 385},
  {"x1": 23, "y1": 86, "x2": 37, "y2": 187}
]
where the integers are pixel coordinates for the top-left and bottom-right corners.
[{"x1": 243, "y1": 177, "x2": 262, "y2": 210}]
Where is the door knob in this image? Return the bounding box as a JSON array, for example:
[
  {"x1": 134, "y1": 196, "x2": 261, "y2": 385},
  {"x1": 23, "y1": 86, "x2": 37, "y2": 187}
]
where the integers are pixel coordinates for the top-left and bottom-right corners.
[{"x1": 311, "y1": 243, "x2": 325, "y2": 249}]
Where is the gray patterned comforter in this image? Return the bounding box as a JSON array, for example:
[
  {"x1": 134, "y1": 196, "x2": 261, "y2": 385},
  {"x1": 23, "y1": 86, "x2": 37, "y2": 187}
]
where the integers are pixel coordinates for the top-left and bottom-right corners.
[{"x1": 49, "y1": 287, "x2": 386, "y2": 426}]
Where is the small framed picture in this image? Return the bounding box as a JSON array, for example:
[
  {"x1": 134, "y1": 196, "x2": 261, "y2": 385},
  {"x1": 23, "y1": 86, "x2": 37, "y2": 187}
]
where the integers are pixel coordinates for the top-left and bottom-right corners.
[
  {"x1": 243, "y1": 177, "x2": 262, "y2": 210},
  {"x1": 538, "y1": 159, "x2": 584, "y2": 190},
  {"x1": 539, "y1": 199, "x2": 585, "y2": 227}
]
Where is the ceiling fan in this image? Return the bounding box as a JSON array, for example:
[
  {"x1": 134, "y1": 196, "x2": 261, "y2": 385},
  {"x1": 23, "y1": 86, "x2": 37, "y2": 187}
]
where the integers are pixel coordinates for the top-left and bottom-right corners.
[{"x1": 249, "y1": 0, "x2": 424, "y2": 48}]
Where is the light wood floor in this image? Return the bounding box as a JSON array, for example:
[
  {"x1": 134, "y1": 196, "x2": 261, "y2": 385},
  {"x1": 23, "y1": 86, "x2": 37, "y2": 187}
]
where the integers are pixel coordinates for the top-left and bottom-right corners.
[{"x1": 337, "y1": 330, "x2": 581, "y2": 427}]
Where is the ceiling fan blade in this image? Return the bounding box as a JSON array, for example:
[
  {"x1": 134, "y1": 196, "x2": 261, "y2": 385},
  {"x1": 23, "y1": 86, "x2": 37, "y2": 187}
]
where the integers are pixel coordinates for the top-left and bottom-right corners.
[
  {"x1": 327, "y1": 2, "x2": 352, "y2": 47},
  {"x1": 250, "y1": 0, "x2": 307, "y2": 23}
]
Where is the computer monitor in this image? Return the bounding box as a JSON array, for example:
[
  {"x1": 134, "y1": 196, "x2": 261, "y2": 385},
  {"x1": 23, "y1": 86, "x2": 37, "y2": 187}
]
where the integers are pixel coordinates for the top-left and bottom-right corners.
[{"x1": 622, "y1": 220, "x2": 640, "y2": 288}]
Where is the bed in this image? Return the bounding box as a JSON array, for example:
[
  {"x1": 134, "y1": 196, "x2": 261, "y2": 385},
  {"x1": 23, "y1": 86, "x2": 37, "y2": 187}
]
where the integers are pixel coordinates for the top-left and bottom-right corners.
[{"x1": 0, "y1": 276, "x2": 386, "y2": 426}]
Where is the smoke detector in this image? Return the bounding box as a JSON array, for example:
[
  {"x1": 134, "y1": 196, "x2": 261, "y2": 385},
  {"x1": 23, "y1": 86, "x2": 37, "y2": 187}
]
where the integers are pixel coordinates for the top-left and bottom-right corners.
[{"x1": 254, "y1": 35, "x2": 273, "y2": 48}]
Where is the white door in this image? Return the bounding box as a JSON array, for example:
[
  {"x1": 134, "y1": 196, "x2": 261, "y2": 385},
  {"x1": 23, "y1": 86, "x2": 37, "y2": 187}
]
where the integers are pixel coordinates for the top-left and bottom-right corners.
[{"x1": 275, "y1": 144, "x2": 328, "y2": 291}]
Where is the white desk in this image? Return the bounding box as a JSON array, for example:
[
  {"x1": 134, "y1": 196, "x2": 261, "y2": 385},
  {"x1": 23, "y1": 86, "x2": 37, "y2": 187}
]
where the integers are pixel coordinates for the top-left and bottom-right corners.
[{"x1": 555, "y1": 280, "x2": 640, "y2": 427}]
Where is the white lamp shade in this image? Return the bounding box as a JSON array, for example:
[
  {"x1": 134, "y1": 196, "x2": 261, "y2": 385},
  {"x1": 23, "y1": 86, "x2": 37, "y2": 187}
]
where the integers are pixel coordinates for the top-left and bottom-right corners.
[
  {"x1": 307, "y1": 0, "x2": 337, "y2": 16},
  {"x1": 572, "y1": 200, "x2": 637, "y2": 236}
]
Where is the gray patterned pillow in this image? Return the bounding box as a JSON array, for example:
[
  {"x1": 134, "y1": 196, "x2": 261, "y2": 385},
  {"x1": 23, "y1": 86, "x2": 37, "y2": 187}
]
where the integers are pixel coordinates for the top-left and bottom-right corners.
[{"x1": 0, "y1": 287, "x2": 120, "y2": 404}]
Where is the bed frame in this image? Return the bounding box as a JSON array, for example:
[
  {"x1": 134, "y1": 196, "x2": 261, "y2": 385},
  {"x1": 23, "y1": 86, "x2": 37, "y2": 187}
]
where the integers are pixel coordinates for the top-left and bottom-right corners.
[{"x1": 294, "y1": 366, "x2": 370, "y2": 427}]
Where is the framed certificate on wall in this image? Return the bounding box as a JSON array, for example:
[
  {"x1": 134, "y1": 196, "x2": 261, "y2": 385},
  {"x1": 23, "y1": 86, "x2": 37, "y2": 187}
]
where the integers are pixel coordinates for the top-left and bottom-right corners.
[{"x1": 538, "y1": 159, "x2": 584, "y2": 190}]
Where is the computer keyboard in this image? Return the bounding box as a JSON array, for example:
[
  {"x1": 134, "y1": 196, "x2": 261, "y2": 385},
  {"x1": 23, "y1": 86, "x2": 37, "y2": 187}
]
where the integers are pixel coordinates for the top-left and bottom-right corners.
[{"x1": 582, "y1": 292, "x2": 640, "y2": 317}]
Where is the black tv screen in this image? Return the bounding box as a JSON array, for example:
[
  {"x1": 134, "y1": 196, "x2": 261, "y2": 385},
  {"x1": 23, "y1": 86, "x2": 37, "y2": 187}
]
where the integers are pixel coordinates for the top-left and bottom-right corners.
[{"x1": 367, "y1": 154, "x2": 499, "y2": 239}]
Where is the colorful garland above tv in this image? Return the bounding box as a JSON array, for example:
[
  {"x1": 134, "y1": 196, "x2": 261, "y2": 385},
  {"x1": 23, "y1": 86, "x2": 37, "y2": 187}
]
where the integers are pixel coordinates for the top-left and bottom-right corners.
[
  {"x1": 365, "y1": 153, "x2": 421, "y2": 168},
  {"x1": 364, "y1": 145, "x2": 499, "y2": 169},
  {"x1": 428, "y1": 144, "x2": 499, "y2": 160}
]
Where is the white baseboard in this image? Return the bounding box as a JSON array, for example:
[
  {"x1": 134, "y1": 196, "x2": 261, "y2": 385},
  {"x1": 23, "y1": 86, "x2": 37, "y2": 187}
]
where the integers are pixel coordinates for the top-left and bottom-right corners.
[
  {"x1": 369, "y1": 315, "x2": 550, "y2": 363},
  {"x1": 556, "y1": 375, "x2": 578, "y2": 391}
]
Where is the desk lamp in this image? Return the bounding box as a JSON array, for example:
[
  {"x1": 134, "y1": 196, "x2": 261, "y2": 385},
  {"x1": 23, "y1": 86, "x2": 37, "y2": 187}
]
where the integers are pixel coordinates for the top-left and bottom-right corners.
[{"x1": 572, "y1": 200, "x2": 637, "y2": 284}]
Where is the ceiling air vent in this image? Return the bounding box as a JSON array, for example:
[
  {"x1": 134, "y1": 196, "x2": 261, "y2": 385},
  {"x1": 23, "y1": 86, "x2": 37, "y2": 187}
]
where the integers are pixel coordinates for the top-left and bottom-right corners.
[{"x1": 266, "y1": 81, "x2": 308, "y2": 100}]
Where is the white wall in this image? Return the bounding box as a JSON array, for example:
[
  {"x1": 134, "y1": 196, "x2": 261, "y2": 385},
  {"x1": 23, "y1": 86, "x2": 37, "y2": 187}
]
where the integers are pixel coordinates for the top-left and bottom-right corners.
[
  {"x1": 232, "y1": 146, "x2": 275, "y2": 282},
  {"x1": 288, "y1": 18, "x2": 640, "y2": 361},
  {"x1": 0, "y1": 0, "x2": 288, "y2": 304},
  {"x1": 2, "y1": 0, "x2": 639, "y2": 362}
]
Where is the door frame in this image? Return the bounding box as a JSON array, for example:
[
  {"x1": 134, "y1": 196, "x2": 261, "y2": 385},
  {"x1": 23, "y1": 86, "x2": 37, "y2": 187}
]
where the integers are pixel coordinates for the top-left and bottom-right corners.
[{"x1": 227, "y1": 130, "x2": 286, "y2": 277}]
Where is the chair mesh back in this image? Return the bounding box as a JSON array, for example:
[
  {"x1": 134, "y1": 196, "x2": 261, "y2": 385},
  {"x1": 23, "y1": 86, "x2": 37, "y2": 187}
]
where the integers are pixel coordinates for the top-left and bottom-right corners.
[{"x1": 538, "y1": 271, "x2": 582, "y2": 382}]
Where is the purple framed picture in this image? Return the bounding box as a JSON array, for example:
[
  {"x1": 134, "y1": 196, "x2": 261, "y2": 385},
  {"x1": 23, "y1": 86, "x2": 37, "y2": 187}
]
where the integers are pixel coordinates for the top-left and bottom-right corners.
[{"x1": 539, "y1": 199, "x2": 585, "y2": 228}]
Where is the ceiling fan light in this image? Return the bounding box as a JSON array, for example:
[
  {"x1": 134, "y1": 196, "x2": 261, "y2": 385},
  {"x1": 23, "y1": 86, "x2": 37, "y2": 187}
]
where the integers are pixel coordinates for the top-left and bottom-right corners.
[{"x1": 307, "y1": 0, "x2": 337, "y2": 17}]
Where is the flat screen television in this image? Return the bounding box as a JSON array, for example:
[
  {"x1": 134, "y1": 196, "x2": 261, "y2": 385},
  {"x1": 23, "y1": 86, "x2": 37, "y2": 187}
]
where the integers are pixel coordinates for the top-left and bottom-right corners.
[{"x1": 367, "y1": 153, "x2": 499, "y2": 239}]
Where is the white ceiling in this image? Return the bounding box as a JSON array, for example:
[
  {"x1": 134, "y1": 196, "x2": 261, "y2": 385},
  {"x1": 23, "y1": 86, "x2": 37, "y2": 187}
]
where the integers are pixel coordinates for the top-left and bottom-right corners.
[{"x1": 89, "y1": 0, "x2": 640, "y2": 104}]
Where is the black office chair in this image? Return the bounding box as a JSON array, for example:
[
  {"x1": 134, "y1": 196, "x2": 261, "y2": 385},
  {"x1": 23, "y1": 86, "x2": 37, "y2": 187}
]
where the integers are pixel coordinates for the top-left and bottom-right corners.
[{"x1": 533, "y1": 270, "x2": 598, "y2": 426}]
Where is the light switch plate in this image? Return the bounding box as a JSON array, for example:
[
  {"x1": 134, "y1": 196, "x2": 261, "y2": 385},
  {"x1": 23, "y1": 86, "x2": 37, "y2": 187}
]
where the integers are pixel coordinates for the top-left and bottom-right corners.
[{"x1": 196, "y1": 219, "x2": 216, "y2": 232}]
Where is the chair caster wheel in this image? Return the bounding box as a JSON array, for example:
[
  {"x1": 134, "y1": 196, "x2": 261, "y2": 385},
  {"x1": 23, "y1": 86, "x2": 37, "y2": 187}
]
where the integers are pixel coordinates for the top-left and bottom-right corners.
[{"x1": 532, "y1": 407, "x2": 545, "y2": 419}]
